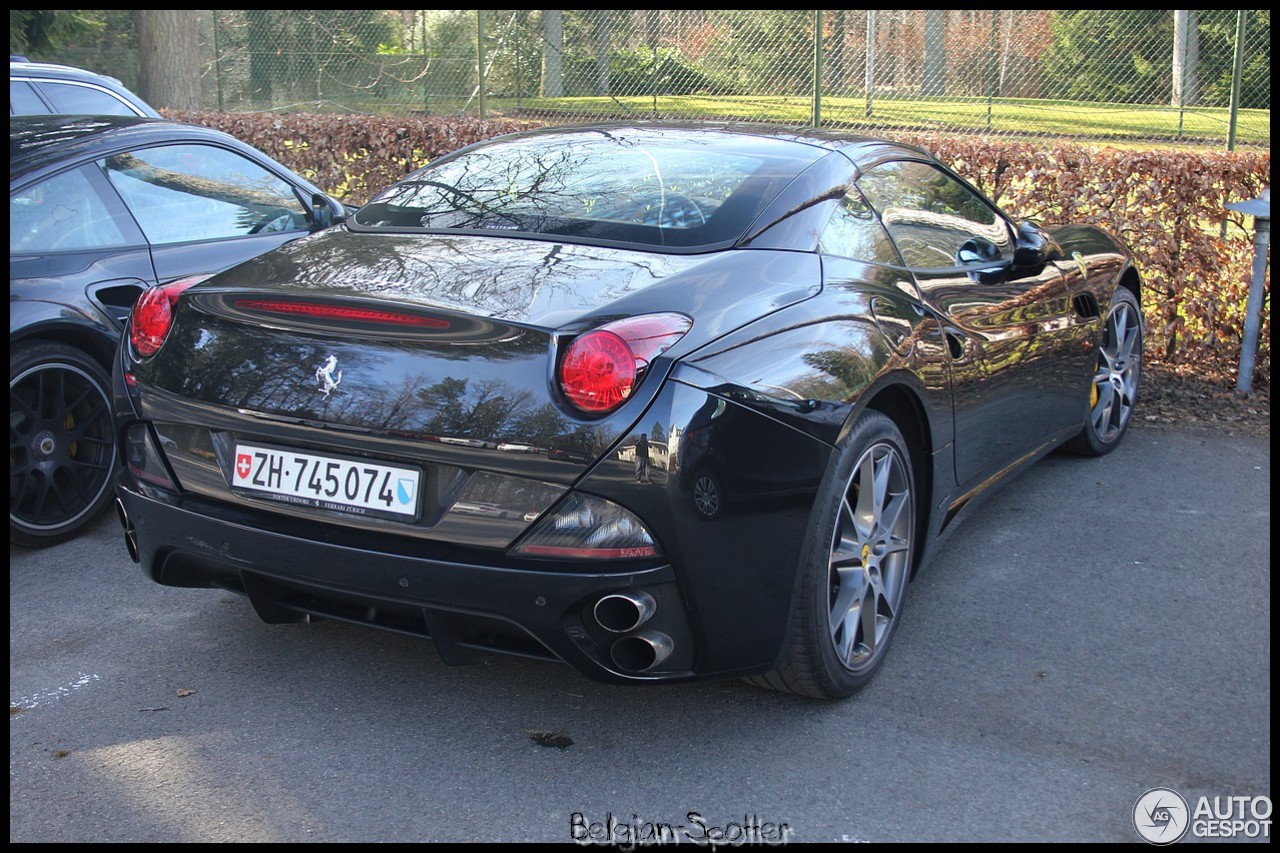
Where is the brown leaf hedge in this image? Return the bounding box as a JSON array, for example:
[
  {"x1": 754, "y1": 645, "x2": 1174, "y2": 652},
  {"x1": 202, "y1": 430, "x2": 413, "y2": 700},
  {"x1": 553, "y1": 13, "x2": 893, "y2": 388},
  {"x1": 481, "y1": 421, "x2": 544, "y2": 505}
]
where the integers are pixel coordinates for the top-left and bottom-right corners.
[
  {"x1": 908, "y1": 134, "x2": 1271, "y2": 387},
  {"x1": 167, "y1": 111, "x2": 1270, "y2": 385}
]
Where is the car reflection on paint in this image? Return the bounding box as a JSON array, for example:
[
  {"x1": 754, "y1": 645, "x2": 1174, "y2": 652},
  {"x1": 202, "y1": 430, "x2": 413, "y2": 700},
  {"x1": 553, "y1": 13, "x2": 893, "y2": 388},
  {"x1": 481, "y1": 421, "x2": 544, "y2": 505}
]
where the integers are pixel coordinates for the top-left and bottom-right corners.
[{"x1": 675, "y1": 393, "x2": 831, "y2": 521}]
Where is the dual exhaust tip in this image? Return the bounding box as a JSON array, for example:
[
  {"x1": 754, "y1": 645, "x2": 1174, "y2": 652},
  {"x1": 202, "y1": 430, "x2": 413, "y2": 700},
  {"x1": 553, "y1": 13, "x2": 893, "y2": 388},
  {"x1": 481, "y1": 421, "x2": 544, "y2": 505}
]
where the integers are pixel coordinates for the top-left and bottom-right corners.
[
  {"x1": 593, "y1": 591, "x2": 673, "y2": 673},
  {"x1": 115, "y1": 497, "x2": 139, "y2": 564},
  {"x1": 114, "y1": 504, "x2": 676, "y2": 672},
  {"x1": 609, "y1": 630, "x2": 674, "y2": 673}
]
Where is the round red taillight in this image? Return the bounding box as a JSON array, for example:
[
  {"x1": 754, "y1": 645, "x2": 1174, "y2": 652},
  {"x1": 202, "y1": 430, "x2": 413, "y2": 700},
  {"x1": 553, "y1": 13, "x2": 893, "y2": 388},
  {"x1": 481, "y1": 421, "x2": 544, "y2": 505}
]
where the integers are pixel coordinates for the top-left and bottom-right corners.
[
  {"x1": 557, "y1": 313, "x2": 692, "y2": 416},
  {"x1": 129, "y1": 277, "x2": 205, "y2": 357},
  {"x1": 560, "y1": 329, "x2": 637, "y2": 413}
]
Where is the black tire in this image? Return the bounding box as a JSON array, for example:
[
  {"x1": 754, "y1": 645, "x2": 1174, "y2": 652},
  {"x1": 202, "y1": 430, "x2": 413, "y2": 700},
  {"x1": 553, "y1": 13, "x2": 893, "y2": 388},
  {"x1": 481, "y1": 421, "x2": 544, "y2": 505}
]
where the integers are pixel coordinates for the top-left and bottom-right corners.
[
  {"x1": 10, "y1": 341, "x2": 119, "y2": 548},
  {"x1": 1063, "y1": 288, "x2": 1142, "y2": 457},
  {"x1": 747, "y1": 410, "x2": 916, "y2": 699}
]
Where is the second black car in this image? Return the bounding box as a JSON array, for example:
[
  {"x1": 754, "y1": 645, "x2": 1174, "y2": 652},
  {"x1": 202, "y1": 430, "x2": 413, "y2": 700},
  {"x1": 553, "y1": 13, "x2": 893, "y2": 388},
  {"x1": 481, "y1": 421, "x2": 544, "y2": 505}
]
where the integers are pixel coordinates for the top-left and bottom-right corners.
[{"x1": 10, "y1": 114, "x2": 347, "y2": 546}]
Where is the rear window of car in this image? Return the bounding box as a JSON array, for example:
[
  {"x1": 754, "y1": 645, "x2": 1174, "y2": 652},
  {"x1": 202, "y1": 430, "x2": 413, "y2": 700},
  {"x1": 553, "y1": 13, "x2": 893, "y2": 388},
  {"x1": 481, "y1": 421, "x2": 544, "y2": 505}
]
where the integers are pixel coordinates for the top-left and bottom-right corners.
[
  {"x1": 350, "y1": 131, "x2": 817, "y2": 251},
  {"x1": 37, "y1": 80, "x2": 141, "y2": 116},
  {"x1": 10, "y1": 80, "x2": 49, "y2": 115}
]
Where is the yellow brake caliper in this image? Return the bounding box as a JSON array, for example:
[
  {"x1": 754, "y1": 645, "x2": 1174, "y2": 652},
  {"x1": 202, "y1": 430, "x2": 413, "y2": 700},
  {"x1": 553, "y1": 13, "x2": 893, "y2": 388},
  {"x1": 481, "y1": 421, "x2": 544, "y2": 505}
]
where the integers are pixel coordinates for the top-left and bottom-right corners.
[{"x1": 65, "y1": 412, "x2": 77, "y2": 457}]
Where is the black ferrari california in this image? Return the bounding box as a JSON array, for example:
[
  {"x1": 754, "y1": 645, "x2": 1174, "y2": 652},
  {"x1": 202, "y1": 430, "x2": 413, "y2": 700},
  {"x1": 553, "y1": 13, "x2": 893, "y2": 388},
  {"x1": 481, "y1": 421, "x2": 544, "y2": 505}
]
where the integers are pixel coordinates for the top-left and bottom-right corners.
[{"x1": 112, "y1": 123, "x2": 1143, "y2": 698}]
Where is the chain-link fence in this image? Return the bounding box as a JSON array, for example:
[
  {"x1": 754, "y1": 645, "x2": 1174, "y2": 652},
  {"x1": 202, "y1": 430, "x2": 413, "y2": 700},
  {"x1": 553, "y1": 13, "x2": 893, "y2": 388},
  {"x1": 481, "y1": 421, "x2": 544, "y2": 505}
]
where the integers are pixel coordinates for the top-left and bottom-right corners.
[{"x1": 43, "y1": 9, "x2": 1270, "y2": 147}]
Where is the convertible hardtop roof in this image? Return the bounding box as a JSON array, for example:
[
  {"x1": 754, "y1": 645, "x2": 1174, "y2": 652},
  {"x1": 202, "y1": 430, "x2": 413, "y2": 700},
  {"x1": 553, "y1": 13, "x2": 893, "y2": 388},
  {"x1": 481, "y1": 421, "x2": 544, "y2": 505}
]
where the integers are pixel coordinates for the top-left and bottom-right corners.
[{"x1": 471, "y1": 120, "x2": 935, "y2": 168}]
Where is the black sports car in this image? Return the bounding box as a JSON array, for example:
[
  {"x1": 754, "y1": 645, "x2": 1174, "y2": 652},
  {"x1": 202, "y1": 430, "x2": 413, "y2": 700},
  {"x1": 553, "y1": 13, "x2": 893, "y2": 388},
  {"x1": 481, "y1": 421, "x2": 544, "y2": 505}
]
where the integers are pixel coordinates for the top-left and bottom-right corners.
[
  {"x1": 112, "y1": 123, "x2": 1142, "y2": 698},
  {"x1": 10, "y1": 114, "x2": 347, "y2": 546}
]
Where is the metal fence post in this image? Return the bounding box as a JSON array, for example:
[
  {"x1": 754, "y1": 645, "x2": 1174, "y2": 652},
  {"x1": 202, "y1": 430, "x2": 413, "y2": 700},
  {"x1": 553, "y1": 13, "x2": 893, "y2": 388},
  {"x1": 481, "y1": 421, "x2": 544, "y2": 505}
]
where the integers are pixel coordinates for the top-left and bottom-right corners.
[
  {"x1": 477, "y1": 9, "x2": 487, "y2": 119},
  {"x1": 1225, "y1": 189, "x2": 1271, "y2": 394},
  {"x1": 986, "y1": 11, "x2": 997, "y2": 131},
  {"x1": 812, "y1": 10, "x2": 823, "y2": 128},
  {"x1": 1226, "y1": 10, "x2": 1245, "y2": 151},
  {"x1": 865, "y1": 11, "x2": 876, "y2": 118}
]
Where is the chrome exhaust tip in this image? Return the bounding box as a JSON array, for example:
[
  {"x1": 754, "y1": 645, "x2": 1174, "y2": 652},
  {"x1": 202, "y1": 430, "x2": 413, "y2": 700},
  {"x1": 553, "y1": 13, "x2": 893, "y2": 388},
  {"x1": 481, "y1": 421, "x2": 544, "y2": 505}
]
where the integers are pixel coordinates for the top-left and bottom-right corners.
[
  {"x1": 610, "y1": 630, "x2": 674, "y2": 673},
  {"x1": 115, "y1": 497, "x2": 139, "y2": 564},
  {"x1": 593, "y1": 591, "x2": 657, "y2": 633}
]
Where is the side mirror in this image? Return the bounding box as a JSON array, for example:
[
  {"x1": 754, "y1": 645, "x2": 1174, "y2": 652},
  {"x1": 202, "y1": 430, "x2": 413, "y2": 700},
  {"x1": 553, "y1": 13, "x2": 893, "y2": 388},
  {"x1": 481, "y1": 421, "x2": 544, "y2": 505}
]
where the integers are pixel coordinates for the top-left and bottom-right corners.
[
  {"x1": 955, "y1": 236, "x2": 1007, "y2": 284},
  {"x1": 956, "y1": 236, "x2": 1001, "y2": 265},
  {"x1": 309, "y1": 192, "x2": 339, "y2": 230},
  {"x1": 1013, "y1": 220, "x2": 1061, "y2": 270}
]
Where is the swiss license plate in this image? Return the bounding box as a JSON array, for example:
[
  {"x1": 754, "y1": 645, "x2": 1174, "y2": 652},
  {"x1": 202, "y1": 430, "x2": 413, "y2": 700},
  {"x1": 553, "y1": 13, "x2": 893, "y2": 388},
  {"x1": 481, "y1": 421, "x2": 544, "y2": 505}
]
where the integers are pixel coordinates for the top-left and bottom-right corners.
[{"x1": 231, "y1": 443, "x2": 421, "y2": 520}]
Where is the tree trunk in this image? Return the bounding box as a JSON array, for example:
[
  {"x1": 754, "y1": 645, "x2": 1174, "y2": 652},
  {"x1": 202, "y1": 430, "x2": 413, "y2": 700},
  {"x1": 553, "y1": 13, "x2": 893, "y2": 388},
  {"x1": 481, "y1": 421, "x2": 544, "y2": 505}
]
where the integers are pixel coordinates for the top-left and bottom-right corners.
[
  {"x1": 999, "y1": 11, "x2": 1012, "y2": 97},
  {"x1": 134, "y1": 10, "x2": 201, "y2": 111},
  {"x1": 542, "y1": 10, "x2": 563, "y2": 98},
  {"x1": 921, "y1": 9, "x2": 946, "y2": 97},
  {"x1": 595, "y1": 11, "x2": 610, "y2": 96},
  {"x1": 647, "y1": 10, "x2": 661, "y2": 103},
  {"x1": 1172, "y1": 10, "x2": 1200, "y2": 107},
  {"x1": 889, "y1": 12, "x2": 903, "y2": 92}
]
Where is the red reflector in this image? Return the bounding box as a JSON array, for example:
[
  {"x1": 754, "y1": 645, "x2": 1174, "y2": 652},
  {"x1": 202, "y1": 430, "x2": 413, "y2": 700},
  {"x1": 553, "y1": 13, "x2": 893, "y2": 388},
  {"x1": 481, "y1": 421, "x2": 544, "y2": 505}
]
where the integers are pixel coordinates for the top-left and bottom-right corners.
[
  {"x1": 515, "y1": 544, "x2": 659, "y2": 560},
  {"x1": 234, "y1": 300, "x2": 450, "y2": 328},
  {"x1": 128, "y1": 461, "x2": 176, "y2": 488}
]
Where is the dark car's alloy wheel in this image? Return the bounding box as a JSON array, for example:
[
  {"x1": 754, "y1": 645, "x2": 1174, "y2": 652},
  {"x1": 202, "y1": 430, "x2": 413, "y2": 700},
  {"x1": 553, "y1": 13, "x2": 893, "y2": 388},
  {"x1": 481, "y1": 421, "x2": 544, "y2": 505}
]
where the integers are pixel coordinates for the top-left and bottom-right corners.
[
  {"x1": 10, "y1": 342, "x2": 118, "y2": 547},
  {"x1": 748, "y1": 411, "x2": 916, "y2": 699},
  {"x1": 1065, "y1": 288, "x2": 1142, "y2": 457}
]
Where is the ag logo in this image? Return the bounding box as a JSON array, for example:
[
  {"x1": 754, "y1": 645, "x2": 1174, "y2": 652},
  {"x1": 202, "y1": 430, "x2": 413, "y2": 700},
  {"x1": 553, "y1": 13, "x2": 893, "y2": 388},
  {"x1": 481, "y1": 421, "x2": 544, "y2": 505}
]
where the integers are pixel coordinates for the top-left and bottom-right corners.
[{"x1": 1134, "y1": 787, "x2": 1190, "y2": 845}]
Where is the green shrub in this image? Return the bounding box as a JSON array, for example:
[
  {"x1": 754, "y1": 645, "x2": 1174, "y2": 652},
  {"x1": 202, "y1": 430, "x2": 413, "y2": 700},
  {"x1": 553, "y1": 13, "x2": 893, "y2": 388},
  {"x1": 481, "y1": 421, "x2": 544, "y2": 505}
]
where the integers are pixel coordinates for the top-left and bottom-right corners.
[{"x1": 604, "y1": 46, "x2": 738, "y2": 97}]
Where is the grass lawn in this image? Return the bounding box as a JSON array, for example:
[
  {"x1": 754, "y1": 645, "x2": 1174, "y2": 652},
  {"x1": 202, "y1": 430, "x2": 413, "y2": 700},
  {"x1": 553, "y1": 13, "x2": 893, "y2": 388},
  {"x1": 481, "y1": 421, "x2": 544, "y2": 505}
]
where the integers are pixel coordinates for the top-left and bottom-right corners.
[{"x1": 479, "y1": 93, "x2": 1270, "y2": 148}]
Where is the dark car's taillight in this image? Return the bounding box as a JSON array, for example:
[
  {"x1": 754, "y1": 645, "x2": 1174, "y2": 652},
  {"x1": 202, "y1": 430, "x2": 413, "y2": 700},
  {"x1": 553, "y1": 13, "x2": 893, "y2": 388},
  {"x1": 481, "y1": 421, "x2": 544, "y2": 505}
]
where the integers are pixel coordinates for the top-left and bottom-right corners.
[
  {"x1": 123, "y1": 422, "x2": 178, "y2": 491},
  {"x1": 558, "y1": 313, "x2": 691, "y2": 415},
  {"x1": 510, "y1": 493, "x2": 660, "y2": 560},
  {"x1": 129, "y1": 276, "x2": 209, "y2": 357}
]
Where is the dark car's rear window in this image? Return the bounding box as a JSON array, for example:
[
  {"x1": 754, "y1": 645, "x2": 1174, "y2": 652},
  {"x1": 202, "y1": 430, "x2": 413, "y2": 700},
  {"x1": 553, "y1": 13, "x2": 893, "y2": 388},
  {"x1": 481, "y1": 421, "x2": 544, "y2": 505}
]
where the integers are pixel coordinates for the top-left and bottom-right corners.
[
  {"x1": 351, "y1": 130, "x2": 819, "y2": 251},
  {"x1": 10, "y1": 80, "x2": 49, "y2": 115}
]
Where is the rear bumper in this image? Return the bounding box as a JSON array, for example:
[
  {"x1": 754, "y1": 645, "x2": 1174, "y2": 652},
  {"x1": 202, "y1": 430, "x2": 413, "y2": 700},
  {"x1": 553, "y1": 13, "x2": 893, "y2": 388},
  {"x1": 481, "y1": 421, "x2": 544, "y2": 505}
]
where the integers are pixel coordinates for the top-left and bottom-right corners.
[
  {"x1": 113, "y1": 375, "x2": 834, "y2": 685},
  {"x1": 116, "y1": 483, "x2": 702, "y2": 684}
]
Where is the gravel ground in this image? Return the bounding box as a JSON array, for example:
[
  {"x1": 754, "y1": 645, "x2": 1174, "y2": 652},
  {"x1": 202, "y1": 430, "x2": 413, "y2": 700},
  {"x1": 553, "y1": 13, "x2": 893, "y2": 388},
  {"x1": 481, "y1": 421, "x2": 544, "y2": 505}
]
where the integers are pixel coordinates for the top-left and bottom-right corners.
[{"x1": 1140, "y1": 361, "x2": 1270, "y2": 438}]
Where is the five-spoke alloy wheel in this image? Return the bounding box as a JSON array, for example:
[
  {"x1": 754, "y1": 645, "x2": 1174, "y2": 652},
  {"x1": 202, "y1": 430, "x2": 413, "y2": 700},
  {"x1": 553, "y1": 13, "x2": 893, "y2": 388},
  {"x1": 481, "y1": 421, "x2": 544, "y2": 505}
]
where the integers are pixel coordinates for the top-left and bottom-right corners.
[
  {"x1": 1066, "y1": 287, "x2": 1143, "y2": 457},
  {"x1": 826, "y1": 438, "x2": 914, "y2": 674},
  {"x1": 748, "y1": 410, "x2": 916, "y2": 698}
]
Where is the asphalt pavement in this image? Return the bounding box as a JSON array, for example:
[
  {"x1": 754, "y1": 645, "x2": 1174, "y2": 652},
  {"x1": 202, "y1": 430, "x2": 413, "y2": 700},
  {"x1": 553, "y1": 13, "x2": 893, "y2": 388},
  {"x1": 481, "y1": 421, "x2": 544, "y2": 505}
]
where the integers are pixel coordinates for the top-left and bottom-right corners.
[{"x1": 9, "y1": 424, "x2": 1270, "y2": 842}]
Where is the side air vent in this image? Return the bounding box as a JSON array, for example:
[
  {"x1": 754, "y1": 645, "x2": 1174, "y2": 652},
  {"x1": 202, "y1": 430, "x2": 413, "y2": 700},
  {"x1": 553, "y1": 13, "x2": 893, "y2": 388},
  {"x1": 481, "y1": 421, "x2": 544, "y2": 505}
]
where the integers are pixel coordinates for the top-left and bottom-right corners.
[{"x1": 1073, "y1": 292, "x2": 1101, "y2": 320}]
